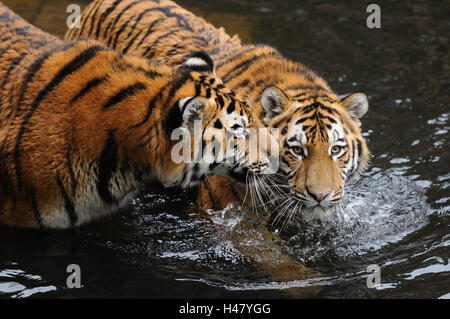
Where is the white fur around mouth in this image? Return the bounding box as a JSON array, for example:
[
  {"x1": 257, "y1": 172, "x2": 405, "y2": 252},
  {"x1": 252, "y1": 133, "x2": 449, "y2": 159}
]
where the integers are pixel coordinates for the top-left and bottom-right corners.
[{"x1": 300, "y1": 205, "x2": 334, "y2": 221}]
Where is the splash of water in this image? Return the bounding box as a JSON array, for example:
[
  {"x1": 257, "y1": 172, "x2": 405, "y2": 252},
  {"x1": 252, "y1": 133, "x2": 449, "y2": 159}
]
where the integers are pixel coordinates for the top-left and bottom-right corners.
[{"x1": 278, "y1": 167, "x2": 431, "y2": 263}]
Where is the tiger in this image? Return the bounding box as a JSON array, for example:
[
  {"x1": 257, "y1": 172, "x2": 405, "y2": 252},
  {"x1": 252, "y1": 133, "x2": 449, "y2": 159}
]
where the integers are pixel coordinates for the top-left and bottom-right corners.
[
  {"x1": 0, "y1": 3, "x2": 276, "y2": 229},
  {"x1": 66, "y1": 0, "x2": 371, "y2": 223}
]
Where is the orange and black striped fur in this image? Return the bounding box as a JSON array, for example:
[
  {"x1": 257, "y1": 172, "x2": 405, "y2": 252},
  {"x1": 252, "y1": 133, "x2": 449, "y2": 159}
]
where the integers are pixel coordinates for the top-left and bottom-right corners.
[
  {"x1": 66, "y1": 0, "x2": 371, "y2": 221},
  {"x1": 0, "y1": 3, "x2": 275, "y2": 229}
]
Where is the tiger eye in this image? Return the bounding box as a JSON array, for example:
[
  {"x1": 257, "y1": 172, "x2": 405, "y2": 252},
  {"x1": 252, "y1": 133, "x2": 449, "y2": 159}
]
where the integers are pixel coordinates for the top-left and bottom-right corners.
[
  {"x1": 331, "y1": 145, "x2": 342, "y2": 155},
  {"x1": 292, "y1": 146, "x2": 305, "y2": 157}
]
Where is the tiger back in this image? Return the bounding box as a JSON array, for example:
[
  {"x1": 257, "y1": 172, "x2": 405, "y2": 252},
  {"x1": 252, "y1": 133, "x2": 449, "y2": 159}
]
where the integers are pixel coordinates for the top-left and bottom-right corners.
[{"x1": 0, "y1": 3, "x2": 274, "y2": 228}]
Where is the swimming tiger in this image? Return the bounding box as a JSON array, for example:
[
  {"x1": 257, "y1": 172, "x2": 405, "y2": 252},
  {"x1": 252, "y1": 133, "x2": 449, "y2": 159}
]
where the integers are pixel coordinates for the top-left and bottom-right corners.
[
  {"x1": 0, "y1": 3, "x2": 275, "y2": 229},
  {"x1": 66, "y1": 0, "x2": 371, "y2": 222}
]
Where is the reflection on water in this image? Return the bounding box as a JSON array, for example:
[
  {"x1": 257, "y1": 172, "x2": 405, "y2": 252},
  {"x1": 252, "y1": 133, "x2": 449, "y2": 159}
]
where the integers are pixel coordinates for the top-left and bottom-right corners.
[
  {"x1": 0, "y1": 0, "x2": 448, "y2": 298},
  {"x1": 0, "y1": 266, "x2": 56, "y2": 298}
]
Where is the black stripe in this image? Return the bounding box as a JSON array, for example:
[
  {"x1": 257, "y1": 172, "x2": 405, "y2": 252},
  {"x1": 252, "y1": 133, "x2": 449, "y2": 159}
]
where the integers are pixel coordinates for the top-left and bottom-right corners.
[
  {"x1": 129, "y1": 92, "x2": 159, "y2": 129},
  {"x1": 135, "y1": 18, "x2": 164, "y2": 49},
  {"x1": 95, "y1": 0, "x2": 122, "y2": 39},
  {"x1": 121, "y1": 6, "x2": 160, "y2": 53},
  {"x1": 144, "y1": 30, "x2": 179, "y2": 58},
  {"x1": 14, "y1": 45, "x2": 105, "y2": 190},
  {"x1": 222, "y1": 53, "x2": 277, "y2": 83},
  {"x1": 213, "y1": 119, "x2": 223, "y2": 129},
  {"x1": 144, "y1": 5, "x2": 192, "y2": 32},
  {"x1": 317, "y1": 113, "x2": 337, "y2": 123},
  {"x1": 167, "y1": 72, "x2": 191, "y2": 104},
  {"x1": 179, "y1": 96, "x2": 196, "y2": 115},
  {"x1": 216, "y1": 46, "x2": 257, "y2": 69},
  {"x1": 217, "y1": 95, "x2": 225, "y2": 108},
  {"x1": 235, "y1": 79, "x2": 250, "y2": 89},
  {"x1": 30, "y1": 188, "x2": 43, "y2": 228},
  {"x1": 0, "y1": 35, "x2": 13, "y2": 48},
  {"x1": 293, "y1": 92, "x2": 308, "y2": 99},
  {"x1": 228, "y1": 181, "x2": 242, "y2": 201},
  {"x1": 0, "y1": 9, "x2": 16, "y2": 23},
  {"x1": 177, "y1": 35, "x2": 209, "y2": 48},
  {"x1": 0, "y1": 51, "x2": 28, "y2": 91},
  {"x1": 67, "y1": 159, "x2": 77, "y2": 198},
  {"x1": 205, "y1": 87, "x2": 211, "y2": 98},
  {"x1": 135, "y1": 122, "x2": 158, "y2": 150},
  {"x1": 122, "y1": 29, "x2": 143, "y2": 54},
  {"x1": 109, "y1": 11, "x2": 141, "y2": 49},
  {"x1": 103, "y1": 82, "x2": 146, "y2": 109},
  {"x1": 97, "y1": 131, "x2": 118, "y2": 204},
  {"x1": 16, "y1": 51, "x2": 54, "y2": 104},
  {"x1": 226, "y1": 100, "x2": 236, "y2": 114},
  {"x1": 64, "y1": 129, "x2": 78, "y2": 195},
  {"x1": 285, "y1": 84, "x2": 330, "y2": 93},
  {"x1": 85, "y1": 0, "x2": 103, "y2": 37},
  {"x1": 295, "y1": 118, "x2": 308, "y2": 125},
  {"x1": 302, "y1": 102, "x2": 322, "y2": 112},
  {"x1": 17, "y1": 42, "x2": 78, "y2": 105},
  {"x1": 105, "y1": 0, "x2": 146, "y2": 43},
  {"x1": 9, "y1": 25, "x2": 31, "y2": 36},
  {"x1": 56, "y1": 174, "x2": 78, "y2": 227},
  {"x1": 70, "y1": 76, "x2": 107, "y2": 104},
  {"x1": 317, "y1": 104, "x2": 336, "y2": 115},
  {"x1": 203, "y1": 179, "x2": 219, "y2": 211},
  {"x1": 0, "y1": 39, "x2": 23, "y2": 60},
  {"x1": 164, "y1": 102, "x2": 183, "y2": 133},
  {"x1": 356, "y1": 139, "x2": 362, "y2": 171},
  {"x1": 349, "y1": 140, "x2": 356, "y2": 173},
  {"x1": 205, "y1": 47, "x2": 221, "y2": 56},
  {"x1": 194, "y1": 82, "x2": 201, "y2": 96},
  {"x1": 281, "y1": 156, "x2": 291, "y2": 168}
]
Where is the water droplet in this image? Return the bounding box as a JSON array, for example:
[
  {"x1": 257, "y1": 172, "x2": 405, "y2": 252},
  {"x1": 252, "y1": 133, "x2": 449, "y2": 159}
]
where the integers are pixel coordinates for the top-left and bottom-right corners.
[{"x1": 390, "y1": 157, "x2": 410, "y2": 164}]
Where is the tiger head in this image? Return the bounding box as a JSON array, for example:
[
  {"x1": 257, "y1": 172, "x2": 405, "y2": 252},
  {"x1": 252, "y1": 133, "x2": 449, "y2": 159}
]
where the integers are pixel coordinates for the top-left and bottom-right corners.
[
  {"x1": 161, "y1": 53, "x2": 277, "y2": 187},
  {"x1": 260, "y1": 86, "x2": 370, "y2": 219}
]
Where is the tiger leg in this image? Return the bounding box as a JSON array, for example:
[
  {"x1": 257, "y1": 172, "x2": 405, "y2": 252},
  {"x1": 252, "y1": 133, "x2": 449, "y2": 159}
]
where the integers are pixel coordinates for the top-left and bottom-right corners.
[
  {"x1": 230, "y1": 210, "x2": 320, "y2": 281},
  {"x1": 196, "y1": 176, "x2": 320, "y2": 280},
  {"x1": 196, "y1": 178, "x2": 321, "y2": 294},
  {"x1": 230, "y1": 210, "x2": 322, "y2": 297},
  {"x1": 195, "y1": 176, "x2": 248, "y2": 212}
]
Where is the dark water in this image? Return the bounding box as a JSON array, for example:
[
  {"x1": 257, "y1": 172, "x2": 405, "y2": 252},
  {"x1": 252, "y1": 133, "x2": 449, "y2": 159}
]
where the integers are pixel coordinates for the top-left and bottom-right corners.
[{"x1": 0, "y1": 0, "x2": 448, "y2": 298}]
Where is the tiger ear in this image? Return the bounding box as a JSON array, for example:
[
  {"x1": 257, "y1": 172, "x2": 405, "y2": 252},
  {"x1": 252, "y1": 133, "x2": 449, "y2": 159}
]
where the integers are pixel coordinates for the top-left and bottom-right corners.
[
  {"x1": 179, "y1": 51, "x2": 215, "y2": 75},
  {"x1": 179, "y1": 96, "x2": 207, "y2": 128},
  {"x1": 261, "y1": 86, "x2": 290, "y2": 125},
  {"x1": 165, "y1": 97, "x2": 207, "y2": 133},
  {"x1": 340, "y1": 93, "x2": 369, "y2": 125}
]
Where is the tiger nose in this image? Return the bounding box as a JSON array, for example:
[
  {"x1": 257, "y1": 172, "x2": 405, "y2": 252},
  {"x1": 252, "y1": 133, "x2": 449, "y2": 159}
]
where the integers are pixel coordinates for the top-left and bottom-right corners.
[{"x1": 306, "y1": 188, "x2": 331, "y2": 202}]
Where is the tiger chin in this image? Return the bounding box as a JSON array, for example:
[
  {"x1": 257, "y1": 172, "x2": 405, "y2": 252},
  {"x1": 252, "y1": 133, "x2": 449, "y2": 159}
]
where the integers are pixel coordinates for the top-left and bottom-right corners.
[{"x1": 0, "y1": 4, "x2": 275, "y2": 229}]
